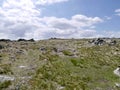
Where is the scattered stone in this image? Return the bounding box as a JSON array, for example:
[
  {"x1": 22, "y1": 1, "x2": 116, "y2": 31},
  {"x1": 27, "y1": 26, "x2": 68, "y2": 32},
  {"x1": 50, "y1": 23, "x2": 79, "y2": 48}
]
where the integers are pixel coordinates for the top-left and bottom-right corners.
[
  {"x1": 88, "y1": 39, "x2": 95, "y2": 43},
  {"x1": 0, "y1": 39, "x2": 11, "y2": 42},
  {"x1": 17, "y1": 38, "x2": 35, "y2": 42},
  {"x1": 39, "y1": 47, "x2": 47, "y2": 54},
  {"x1": 115, "y1": 83, "x2": 120, "y2": 88},
  {"x1": 57, "y1": 86, "x2": 65, "y2": 90},
  {"x1": 19, "y1": 76, "x2": 32, "y2": 79},
  {"x1": 49, "y1": 37, "x2": 59, "y2": 40},
  {"x1": 28, "y1": 38, "x2": 35, "y2": 42},
  {"x1": 88, "y1": 38, "x2": 105, "y2": 45},
  {"x1": 18, "y1": 66, "x2": 27, "y2": 69},
  {"x1": 17, "y1": 39, "x2": 27, "y2": 42},
  {"x1": 0, "y1": 75, "x2": 14, "y2": 82},
  {"x1": 113, "y1": 66, "x2": 120, "y2": 77},
  {"x1": 52, "y1": 47, "x2": 58, "y2": 52},
  {"x1": 40, "y1": 47, "x2": 46, "y2": 51},
  {"x1": 109, "y1": 40, "x2": 117, "y2": 46},
  {"x1": 88, "y1": 38, "x2": 118, "y2": 46},
  {"x1": 16, "y1": 49, "x2": 26, "y2": 54},
  {"x1": 16, "y1": 50, "x2": 23, "y2": 53}
]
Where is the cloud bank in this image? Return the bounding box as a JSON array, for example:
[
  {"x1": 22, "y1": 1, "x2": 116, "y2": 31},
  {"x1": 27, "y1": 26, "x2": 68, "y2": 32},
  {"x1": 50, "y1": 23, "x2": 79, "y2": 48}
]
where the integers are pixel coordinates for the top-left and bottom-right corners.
[
  {"x1": 35, "y1": 0, "x2": 69, "y2": 5},
  {"x1": 0, "y1": 0, "x2": 118, "y2": 40}
]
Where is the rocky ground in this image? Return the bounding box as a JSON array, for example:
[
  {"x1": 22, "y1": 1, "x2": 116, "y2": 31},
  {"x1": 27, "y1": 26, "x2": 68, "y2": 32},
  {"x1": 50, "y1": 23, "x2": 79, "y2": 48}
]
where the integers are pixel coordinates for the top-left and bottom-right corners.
[{"x1": 0, "y1": 38, "x2": 120, "y2": 90}]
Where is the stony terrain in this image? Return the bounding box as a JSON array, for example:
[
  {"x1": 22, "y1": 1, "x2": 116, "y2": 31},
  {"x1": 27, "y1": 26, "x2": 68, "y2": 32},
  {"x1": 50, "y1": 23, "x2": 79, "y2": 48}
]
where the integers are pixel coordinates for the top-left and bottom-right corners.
[{"x1": 0, "y1": 38, "x2": 120, "y2": 90}]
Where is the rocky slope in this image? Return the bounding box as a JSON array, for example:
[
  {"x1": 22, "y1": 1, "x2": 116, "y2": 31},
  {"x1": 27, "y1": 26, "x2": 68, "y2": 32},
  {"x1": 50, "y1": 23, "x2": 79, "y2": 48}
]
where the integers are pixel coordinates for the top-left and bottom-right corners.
[{"x1": 0, "y1": 38, "x2": 119, "y2": 90}]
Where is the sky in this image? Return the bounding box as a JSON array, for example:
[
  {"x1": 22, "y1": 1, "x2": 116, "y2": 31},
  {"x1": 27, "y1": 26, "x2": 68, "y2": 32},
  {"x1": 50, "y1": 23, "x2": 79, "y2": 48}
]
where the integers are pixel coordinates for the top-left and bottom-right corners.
[{"x1": 0, "y1": 0, "x2": 120, "y2": 40}]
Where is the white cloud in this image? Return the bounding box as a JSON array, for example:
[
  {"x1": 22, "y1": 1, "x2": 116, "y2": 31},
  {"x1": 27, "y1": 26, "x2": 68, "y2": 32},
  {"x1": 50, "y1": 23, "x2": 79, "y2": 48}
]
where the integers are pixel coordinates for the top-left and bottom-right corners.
[
  {"x1": 31, "y1": 15, "x2": 103, "y2": 39},
  {"x1": 0, "y1": 33, "x2": 9, "y2": 39},
  {"x1": 103, "y1": 31, "x2": 120, "y2": 38},
  {"x1": 115, "y1": 9, "x2": 120, "y2": 13},
  {"x1": 115, "y1": 9, "x2": 120, "y2": 16},
  {"x1": 71, "y1": 15, "x2": 103, "y2": 28},
  {"x1": 35, "y1": 0, "x2": 68, "y2": 5},
  {"x1": 1, "y1": 0, "x2": 40, "y2": 22},
  {"x1": 0, "y1": 0, "x2": 106, "y2": 40},
  {"x1": 3, "y1": 0, "x2": 35, "y2": 9}
]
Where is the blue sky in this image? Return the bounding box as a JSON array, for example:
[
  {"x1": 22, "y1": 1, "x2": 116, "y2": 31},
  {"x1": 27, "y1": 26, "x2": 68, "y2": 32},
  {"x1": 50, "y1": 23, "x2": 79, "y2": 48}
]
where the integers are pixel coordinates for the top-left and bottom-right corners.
[
  {"x1": 41, "y1": 0, "x2": 120, "y2": 31},
  {"x1": 42, "y1": 0, "x2": 119, "y2": 17},
  {"x1": 0, "y1": 0, "x2": 120, "y2": 39}
]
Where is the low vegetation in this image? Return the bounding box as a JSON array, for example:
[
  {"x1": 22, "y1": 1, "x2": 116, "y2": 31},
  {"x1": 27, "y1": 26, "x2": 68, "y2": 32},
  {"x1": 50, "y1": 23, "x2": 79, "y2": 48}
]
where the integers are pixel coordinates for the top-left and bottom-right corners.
[
  {"x1": 0, "y1": 64, "x2": 12, "y2": 74},
  {"x1": 0, "y1": 81, "x2": 12, "y2": 89},
  {"x1": 0, "y1": 38, "x2": 119, "y2": 90}
]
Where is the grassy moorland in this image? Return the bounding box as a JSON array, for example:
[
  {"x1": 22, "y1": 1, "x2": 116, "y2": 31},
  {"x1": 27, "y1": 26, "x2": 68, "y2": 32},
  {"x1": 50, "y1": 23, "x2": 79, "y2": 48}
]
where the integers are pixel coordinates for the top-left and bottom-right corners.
[{"x1": 0, "y1": 38, "x2": 120, "y2": 90}]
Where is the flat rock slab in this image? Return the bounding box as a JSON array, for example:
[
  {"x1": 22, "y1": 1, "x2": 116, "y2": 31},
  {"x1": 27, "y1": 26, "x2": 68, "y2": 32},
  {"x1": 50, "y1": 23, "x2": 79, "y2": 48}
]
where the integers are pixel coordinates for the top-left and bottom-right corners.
[{"x1": 0, "y1": 75, "x2": 14, "y2": 82}]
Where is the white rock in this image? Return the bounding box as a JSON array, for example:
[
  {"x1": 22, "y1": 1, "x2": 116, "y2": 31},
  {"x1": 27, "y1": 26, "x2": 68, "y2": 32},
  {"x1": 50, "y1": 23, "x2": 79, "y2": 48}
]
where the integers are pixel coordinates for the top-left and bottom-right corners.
[
  {"x1": 0, "y1": 75, "x2": 14, "y2": 82},
  {"x1": 59, "y1": 86, "x2": 64, "y2": 90},
  {"x1": 115, "y1": 83, "x2": 120, "y2": 87},
  {"x1": 113, "y1": 68, "x2": 120, "y2": 77},
  {"x1": 18, "y1": 66, "x2": 27, "y2": 68},
  {"x1": 57, "y1": 86, "x2": 65, "y2": 90},
  {"x1": 20, "y1": 76, "x2": 32, "y2": 79}
]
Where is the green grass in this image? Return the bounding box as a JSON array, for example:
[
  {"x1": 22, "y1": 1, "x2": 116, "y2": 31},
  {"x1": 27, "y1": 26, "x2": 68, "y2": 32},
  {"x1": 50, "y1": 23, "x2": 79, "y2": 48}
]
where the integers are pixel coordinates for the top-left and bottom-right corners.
[
  {"x1": 0, "y1": 81, "x2": 12, "y2": 90},
  {"x1": 62, "y1": 50, "x2": 73, "y2": 56},
  {"x1": 0, "y1": 64, "x2": 13, "y2": 74},
  {"x1": 0, "y1": 39, "x2": 120, "y2": 90},
  {"x1": 26, "y1": 42, "x2": 120, "y2": 90}
]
